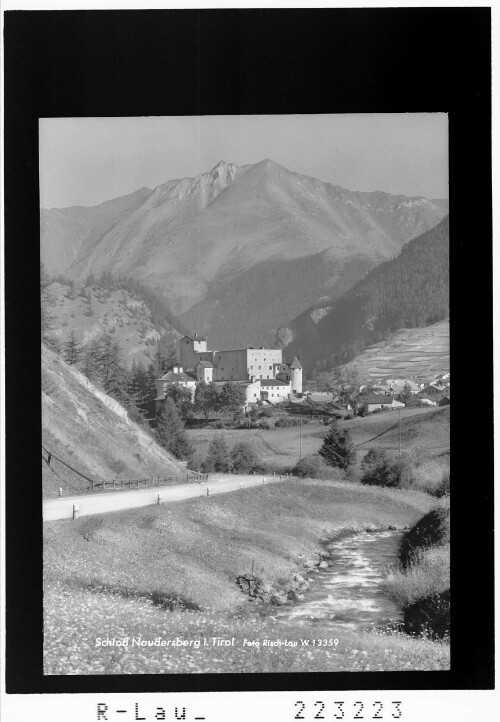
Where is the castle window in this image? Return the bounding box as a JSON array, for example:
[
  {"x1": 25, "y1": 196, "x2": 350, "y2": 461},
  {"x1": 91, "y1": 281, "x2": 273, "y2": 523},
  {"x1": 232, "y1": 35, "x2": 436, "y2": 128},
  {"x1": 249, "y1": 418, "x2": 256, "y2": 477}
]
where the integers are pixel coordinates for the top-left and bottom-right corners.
[
  {"x1": 258, "y1": 366, "x2": 261, "y2": 370},
  {"x1": 269, "y1": 366, "x2": 272, "y2": 370}
]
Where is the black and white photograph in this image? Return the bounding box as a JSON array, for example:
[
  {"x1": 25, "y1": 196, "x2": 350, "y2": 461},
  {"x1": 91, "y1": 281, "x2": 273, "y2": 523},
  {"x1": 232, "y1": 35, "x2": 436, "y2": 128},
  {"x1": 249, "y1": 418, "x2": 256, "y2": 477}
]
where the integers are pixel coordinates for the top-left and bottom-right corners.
[
  {"x1": 40, "y1": 113, "x2": 451, "y2": 675},
  {"x1": 3, "y1": 6, "x2": 494, "y2": 719}
]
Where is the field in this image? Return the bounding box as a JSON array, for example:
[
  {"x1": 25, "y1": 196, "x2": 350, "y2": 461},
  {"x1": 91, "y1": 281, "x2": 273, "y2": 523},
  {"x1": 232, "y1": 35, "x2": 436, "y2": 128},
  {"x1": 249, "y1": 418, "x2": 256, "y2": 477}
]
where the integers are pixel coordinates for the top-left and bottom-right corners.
[
  {"x1": 44, "y1": 478, "x2": 449, "y2": 674},
  {"x1": 187, "y1": 406, "x2": 450, "y2": 469},
  {"x1": 342, "y1": 320, "x2": 449, "y2": 380}
]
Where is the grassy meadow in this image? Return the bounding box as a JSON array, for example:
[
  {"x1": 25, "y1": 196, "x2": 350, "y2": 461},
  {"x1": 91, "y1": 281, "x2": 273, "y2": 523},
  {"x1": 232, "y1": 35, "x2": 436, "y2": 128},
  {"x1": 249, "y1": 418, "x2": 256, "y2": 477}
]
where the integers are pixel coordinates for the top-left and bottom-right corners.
[
  {"x1": 187, "y1": 406, "x2": 450, "y2": 491},
  {"x1": 44, "y1": 478, "x2": 449, "y2": 674}
]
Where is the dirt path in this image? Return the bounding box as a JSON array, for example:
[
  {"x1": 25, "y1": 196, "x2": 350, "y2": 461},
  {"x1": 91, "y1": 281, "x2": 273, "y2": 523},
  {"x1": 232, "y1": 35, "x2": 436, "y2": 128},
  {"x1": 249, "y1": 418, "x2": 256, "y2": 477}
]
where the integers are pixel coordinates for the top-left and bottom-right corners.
[{"x1": 42, "y1": 473, "x2": 282, "y2": 521}]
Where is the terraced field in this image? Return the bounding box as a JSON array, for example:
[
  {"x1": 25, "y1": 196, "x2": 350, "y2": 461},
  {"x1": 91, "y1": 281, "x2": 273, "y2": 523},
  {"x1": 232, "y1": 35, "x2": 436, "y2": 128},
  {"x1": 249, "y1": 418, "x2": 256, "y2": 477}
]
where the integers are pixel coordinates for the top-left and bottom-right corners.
[{"x1": 344, "y1": 320, "x2": 449, "y2": 380}]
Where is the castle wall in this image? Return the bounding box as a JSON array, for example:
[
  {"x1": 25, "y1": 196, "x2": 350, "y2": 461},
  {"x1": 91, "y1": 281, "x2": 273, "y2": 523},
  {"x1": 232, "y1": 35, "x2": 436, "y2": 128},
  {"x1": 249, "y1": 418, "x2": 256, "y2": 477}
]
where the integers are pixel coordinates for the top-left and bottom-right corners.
[
  {"x1": 181, "y1": 338, "x2": 284, "y2": 384},
  {"x1": 210, "y1": 349, "x2": 248, "y2": 381},
  {"x1": 197, "y1": 366, "x2": 214, "y2": 383},
  {"x1": 179, "y1": 337, "x2": 198, "y2": 370},
  {"x1": 246, "y1": 348, "x2": 282, "y2": 381}
]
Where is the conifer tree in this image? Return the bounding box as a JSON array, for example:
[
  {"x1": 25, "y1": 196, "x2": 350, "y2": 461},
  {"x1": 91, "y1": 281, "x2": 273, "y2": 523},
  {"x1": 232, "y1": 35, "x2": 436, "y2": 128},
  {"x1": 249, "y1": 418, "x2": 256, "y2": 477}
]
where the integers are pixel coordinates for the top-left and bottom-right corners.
[
  {"x1": 40, "y1": 262, "x2": 60, "y2": 350},
  {"x1": 319, "y1": 420, "x2": 356, "y2": 470},
  {"x1": 63, "y1": 331, "x2": 82, "y2": 366},
  {"x1": 203, "y1": 435, "x2": 231, "y2": 473},
  {"x1": 82, "y1": 337, "x2": 101, "y2": 382},
  {"x1": 129, "y1": 361, "x2": 151, "y2": 406},
  {"x1": 156, "y1": 398, "x2": 193, "y2": 461}
]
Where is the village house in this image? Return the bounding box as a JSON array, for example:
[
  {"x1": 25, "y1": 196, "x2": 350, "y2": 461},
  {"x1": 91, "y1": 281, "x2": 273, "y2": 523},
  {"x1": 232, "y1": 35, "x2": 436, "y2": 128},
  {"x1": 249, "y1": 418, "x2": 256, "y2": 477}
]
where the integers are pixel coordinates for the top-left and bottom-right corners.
[
  {"x1": 155, "y1": 334, "x2": 303, "y2": 410},
  {"x1": 417, "y1": 383, "x2": 448, "y2": 403},
  {"x1": 155, "y1": 365, "x2": 197, "y2": 412},
  {"x1": 361, "y1": 394, "x2": 406, "y2": 414},
  {"x1": 376, "y1": 379, "x2": 422, "y2": 396}
]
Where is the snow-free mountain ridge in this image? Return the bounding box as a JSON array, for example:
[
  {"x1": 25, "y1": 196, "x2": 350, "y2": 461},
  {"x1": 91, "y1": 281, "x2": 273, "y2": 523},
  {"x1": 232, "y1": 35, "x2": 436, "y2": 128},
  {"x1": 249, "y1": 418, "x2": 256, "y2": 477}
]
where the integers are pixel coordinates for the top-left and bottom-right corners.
[{"x1": 41, "y1": 159, "x2": 448, "y2": 348}]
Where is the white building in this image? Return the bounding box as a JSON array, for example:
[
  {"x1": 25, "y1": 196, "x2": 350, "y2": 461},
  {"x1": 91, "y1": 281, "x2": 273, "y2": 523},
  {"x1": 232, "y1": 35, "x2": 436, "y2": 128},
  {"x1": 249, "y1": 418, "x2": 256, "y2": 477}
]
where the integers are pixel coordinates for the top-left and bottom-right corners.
[
  {"x1": 362, "y1": 394, "x2": 406, "y2": 413},
  {"x1": 156, "y1": 334, "x2": 303, "y2": 409},
  {"x1": 155, "y1": 365, "x2": 197, "y2": 412}
]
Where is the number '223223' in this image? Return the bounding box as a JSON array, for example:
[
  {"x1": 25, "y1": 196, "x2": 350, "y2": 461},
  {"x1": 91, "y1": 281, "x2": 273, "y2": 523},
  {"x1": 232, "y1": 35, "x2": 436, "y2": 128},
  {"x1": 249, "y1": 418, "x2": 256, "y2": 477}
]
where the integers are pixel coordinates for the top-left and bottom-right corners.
[{"x1": 294, "y1": 700, "x2": 402, "y2": 720}]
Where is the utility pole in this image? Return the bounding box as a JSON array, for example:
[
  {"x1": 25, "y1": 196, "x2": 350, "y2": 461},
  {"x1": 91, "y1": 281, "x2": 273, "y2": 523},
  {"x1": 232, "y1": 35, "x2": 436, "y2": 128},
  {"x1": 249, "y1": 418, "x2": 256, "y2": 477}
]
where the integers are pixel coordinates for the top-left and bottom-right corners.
[
  {"x1": 399, "y1": 407, "x2": 402, "y2": 455},
  {"x1": 299, "y1": 417, "x2": 303, "y2": 459}
]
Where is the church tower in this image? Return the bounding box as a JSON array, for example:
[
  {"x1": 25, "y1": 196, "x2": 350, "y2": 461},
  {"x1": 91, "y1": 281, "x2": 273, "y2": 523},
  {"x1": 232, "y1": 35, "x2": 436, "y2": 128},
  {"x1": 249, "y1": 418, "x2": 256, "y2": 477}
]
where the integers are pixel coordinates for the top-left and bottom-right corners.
[{"x1": 289, "y1": 356, "x2": 302, "y2": 395}]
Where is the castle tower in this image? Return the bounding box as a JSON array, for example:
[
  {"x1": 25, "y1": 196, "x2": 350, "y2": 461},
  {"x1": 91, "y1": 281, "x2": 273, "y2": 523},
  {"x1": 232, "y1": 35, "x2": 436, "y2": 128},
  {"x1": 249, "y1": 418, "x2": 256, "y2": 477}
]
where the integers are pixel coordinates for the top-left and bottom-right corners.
[
  {"x1": 179, "y1": 334, "x2": 208, "y2": 370},
  {"x1": 289, "y1": 356, "x2": 302, "y2": 395}
]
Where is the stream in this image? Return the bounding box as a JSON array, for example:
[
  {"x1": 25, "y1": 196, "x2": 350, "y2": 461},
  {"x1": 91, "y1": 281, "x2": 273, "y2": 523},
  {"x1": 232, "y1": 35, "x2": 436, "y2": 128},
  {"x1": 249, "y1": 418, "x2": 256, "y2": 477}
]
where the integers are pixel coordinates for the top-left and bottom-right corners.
[{"x1": 275, "y1": 530, "x2": 403, "y2": 631}]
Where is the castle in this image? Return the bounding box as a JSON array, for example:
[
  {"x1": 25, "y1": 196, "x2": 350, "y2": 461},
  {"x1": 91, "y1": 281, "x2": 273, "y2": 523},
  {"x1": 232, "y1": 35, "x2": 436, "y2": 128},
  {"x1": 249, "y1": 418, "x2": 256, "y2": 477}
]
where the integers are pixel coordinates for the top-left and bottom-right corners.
[{"x1": 155, "y1": 334, "x2": 302, "y2": 411}]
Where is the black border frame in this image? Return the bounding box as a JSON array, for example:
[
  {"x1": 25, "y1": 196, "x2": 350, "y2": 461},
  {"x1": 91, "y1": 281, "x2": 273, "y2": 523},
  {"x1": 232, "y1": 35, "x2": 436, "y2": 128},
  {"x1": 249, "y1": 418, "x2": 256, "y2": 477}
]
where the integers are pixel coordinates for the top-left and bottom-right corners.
[{"x1": 4, "y1": 7, "x2": 493, "y2": 694}]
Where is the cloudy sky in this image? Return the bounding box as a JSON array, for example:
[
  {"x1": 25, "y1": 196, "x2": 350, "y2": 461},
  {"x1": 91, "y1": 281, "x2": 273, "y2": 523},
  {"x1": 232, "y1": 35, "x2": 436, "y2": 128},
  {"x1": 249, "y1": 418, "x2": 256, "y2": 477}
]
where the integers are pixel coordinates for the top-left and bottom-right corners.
[{"x1": 40, "y1": 113, "x2": 448, "y2": 208}]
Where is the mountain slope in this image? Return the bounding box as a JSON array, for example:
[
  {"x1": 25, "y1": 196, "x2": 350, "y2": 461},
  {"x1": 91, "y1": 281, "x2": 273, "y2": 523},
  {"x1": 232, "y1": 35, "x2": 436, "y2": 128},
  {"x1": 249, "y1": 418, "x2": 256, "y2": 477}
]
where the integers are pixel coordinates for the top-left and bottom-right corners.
[
  {"x1": 43, "y1": 278, "x2": 186, "y2": 367},
  {"x1": 42, "y1": 159, "x2": 448, "y2": 348},
  {"x1": 41, "y1": 187, "x2": 152, "y2": 276},
  {"x1": 42, "y1": 344, "x2": 186, "y2": 498},
  {"x1": 284, "y1": 216, "x2": 449, "y2": 372}
]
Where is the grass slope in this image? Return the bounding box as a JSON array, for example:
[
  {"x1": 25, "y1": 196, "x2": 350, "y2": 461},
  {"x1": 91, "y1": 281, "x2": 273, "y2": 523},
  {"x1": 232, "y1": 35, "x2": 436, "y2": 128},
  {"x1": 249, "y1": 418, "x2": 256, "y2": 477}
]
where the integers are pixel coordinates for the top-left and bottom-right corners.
[
  {"x1": 345, "y1": 407, "x2": 450, "y2": 455},
  {"x1": 44, "y1": 478, "x2": 448, "y2": 673},
  {"x1": 187, "y1": 407, "x2": 450, "y2": 469},
  {"x1": 42, "y1": 345, "x2": 186, "y2": 498}
]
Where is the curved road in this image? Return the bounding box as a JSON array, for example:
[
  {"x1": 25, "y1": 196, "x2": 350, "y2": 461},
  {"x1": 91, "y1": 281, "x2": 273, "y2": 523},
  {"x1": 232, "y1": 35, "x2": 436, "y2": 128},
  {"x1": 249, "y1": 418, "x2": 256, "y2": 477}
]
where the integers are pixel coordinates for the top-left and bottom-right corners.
[{"x1": 43, "y1": 474, "x2": 283, "y2": 521}]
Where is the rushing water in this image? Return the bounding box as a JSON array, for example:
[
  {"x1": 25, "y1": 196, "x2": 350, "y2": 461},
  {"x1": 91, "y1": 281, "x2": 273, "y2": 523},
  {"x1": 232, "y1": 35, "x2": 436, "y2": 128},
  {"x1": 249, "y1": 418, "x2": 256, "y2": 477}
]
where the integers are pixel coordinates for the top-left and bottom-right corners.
[{"x1": 276, "y1": 530, "x2": 403, "y2": 631}]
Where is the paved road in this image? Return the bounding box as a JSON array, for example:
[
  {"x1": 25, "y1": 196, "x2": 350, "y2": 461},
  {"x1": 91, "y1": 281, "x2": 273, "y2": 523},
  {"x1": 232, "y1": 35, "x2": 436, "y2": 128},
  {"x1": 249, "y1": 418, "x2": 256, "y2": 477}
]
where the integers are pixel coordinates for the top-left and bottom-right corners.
[{"x1": 43, "y1": 474, "x2": 283, "y2": 521}]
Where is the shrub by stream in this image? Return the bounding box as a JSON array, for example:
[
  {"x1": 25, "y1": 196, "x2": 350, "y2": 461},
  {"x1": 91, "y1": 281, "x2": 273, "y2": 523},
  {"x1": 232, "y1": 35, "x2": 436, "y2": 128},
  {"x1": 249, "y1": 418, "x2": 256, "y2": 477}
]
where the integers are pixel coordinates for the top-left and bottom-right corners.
[{"x1": 385, "y1": 505, "x2": 450, "y2": 639}]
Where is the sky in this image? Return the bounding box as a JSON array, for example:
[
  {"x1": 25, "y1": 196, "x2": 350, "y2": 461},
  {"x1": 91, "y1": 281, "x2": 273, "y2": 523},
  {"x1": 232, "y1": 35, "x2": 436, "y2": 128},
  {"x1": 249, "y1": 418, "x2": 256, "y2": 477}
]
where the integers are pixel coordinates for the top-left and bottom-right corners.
[{"x1": 39, "y1": 114, "x2": 448, "y2": 209}]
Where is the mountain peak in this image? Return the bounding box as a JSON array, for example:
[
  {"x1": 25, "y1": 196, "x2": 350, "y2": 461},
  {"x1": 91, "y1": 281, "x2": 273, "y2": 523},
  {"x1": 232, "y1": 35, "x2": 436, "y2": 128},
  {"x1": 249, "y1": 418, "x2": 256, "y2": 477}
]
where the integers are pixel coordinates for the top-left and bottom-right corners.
[
  {"x1": 256, "y1": 157, "x2": 281, "y2": 170},
  {"x1": 210, "y1": 160, "x2": 231, "y2": 172},
  {"x1": 207, "y1": 160, "x2": 239, "y2": 185}
]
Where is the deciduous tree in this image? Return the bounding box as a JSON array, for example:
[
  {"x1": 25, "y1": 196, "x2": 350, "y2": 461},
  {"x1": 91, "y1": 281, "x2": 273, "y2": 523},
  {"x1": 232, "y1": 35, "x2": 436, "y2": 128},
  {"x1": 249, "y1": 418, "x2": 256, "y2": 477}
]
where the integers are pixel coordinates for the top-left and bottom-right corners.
[
  {"x1": 194, "y1": 381, "x2": 220, "y2": 419},
  {"x1": 164, "y1": 384, "x2": 194, "y2": 419},
  {"x1": 219, "y1": 382, "x2": 246, "y2": 418},
  {"x1": 230, "y1": 441, "x2": 260, "y2": 473}
]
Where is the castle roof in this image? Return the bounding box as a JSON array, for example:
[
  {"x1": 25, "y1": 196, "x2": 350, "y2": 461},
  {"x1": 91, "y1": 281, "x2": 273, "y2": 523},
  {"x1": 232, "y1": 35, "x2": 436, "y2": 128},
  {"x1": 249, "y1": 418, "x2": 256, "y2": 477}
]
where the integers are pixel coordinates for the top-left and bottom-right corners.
[
  {"x1": 181, "y1": 334, "x2": 207, "y2": 342},
  {"x1": 196, "y1": 360, "x2": 214, "y2": 368},
  {"x1": 260, "y1": 378, "x2": 289, "y2": 387},
  {"x1": 159, "y1": 370, "x2": 197, "y2": 383},
  {"x1": 289, "y1": 356, "x2": 302, "y2": 369},
  {"x1": 212, "y1": 380, "x2": 256, "y2": 387}
]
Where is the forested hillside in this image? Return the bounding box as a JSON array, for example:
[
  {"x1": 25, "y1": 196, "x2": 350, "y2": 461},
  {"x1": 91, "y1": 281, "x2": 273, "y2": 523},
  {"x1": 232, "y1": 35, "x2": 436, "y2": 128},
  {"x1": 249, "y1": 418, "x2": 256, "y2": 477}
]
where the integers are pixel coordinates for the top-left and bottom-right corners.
[{"x1": 284, "y1": 216, "x2": 449, "y2": 373}]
